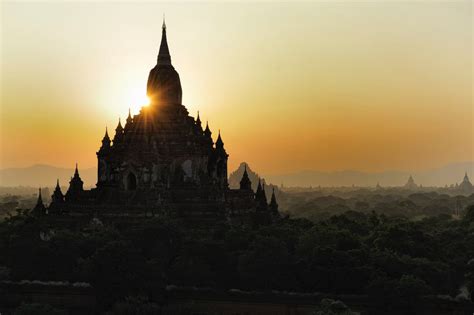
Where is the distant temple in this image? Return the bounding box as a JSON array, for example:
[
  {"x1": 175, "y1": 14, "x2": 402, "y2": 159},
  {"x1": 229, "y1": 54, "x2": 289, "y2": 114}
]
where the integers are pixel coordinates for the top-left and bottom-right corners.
[
  {"x1": 36, "y1": 21, "x2": 279, "y2": 225},
  {"x1": 457, "y1": 172, "x2": 473, "y2": 194},
  {"x1": 403, "y1": 175, "x2": 418, "y2": 190}
]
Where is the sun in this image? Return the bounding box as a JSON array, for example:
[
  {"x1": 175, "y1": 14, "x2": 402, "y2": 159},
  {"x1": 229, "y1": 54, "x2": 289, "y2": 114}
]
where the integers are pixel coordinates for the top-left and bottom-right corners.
[{"x1": 126, "y1": 88, "x2": 150, "y2": 114}]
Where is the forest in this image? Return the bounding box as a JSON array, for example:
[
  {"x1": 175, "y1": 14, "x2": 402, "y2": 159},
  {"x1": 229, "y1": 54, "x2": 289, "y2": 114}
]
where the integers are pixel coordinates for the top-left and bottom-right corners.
[{"x1": 1, "y1": 203, "x2": 474, "y2": 314}]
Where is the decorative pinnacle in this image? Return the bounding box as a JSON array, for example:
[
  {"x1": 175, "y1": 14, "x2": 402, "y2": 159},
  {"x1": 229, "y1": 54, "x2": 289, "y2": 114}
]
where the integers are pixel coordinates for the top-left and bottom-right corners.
[
  {"x1": 162, "y1": 14, "x2": 166, "y2": 29},
  {"x1": 116, "y1": 117, "x2": 123, "y2": 130}
]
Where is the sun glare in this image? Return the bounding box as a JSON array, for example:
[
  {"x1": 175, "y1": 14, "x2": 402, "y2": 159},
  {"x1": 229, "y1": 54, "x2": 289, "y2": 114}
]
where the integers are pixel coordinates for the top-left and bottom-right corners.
[{"x1": 127, "y1": 90, "x2": 150, "y2": 114}]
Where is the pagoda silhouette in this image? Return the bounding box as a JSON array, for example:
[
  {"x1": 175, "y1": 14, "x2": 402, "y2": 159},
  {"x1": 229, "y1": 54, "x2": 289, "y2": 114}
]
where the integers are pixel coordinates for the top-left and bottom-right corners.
[{"x1": 35, "y1": 20, "x2": 279, "y2": 225}]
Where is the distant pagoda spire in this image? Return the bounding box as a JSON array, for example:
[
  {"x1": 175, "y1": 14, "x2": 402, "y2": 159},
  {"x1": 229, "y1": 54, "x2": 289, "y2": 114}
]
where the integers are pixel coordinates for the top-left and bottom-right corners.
[
  {"x1": 239, "y1": 163, "x2": 252, "y2": 190},
  {"x1": 36, "y1": 188, "x2": 43, "y2": 206},
  {"x1": 459, "y1": 171, "x2": 473, "y2": 193},
  {"x1": 463, "y1": 171, "x2": 470, "y2": 182},
  {"x1": 66, "y1": 163, "x2": 84, "y2": 202},
  {"x1": 50, "y1": 179, "x2": 64, "y2": 211},
  {"x1": 404, "y1": 175, "x2": 418, "y2": 190},
  {"x1": 158, "y1": 16, "x2": 171, "y2": 66},
  {"x1": 32, "y1": 187, "x2": 46, "y2": 215},
  {"x1": 269, "y1": 187, "x2": 279, "y2": 213},
  {"x1": 53, "y1": 179, "x2": 64, "y2": 199}
]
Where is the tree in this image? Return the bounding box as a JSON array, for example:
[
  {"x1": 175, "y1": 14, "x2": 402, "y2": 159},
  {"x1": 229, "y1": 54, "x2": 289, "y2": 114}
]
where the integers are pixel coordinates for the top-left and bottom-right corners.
[{"x1": 312, "y1": 299, "x2": 358, "y2": 315}]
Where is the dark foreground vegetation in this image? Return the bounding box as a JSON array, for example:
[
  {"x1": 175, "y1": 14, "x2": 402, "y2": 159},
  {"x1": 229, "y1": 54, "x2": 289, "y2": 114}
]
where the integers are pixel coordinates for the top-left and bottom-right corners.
[
  {"x1": 1, "y1": 206, "x2": 474, "y2": 314},
  {"x1": 280, "y1": 190, "x2": 474, "y2": 221}
]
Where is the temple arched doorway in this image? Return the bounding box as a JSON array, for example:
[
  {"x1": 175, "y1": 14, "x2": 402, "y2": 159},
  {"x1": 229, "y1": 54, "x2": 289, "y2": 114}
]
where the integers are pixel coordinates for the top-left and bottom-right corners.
[{"x1": 127, "y1": 173, "x2": 137, "y2": 190}]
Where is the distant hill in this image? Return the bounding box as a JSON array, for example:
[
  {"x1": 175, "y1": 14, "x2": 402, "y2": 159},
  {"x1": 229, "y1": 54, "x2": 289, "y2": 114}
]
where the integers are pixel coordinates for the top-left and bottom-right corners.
[
  {"x1": 1, "y1": 161, "x2": 472, "y2": 189},
  {"x1": 264, "y1": 161, "x2": 474, "y2": 187},
  {"x1": 228, "y1": 162, "x2": 279, "y2": 197},
  {"x1": 0, "y1": 164, "x2": 96, "y2": 188}
]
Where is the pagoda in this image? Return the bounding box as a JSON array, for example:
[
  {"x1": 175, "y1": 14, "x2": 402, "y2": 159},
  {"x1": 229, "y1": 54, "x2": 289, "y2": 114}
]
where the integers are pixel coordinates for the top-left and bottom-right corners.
[{"x1": 36, "y1": 20, "x2": 279, "y2": 225}]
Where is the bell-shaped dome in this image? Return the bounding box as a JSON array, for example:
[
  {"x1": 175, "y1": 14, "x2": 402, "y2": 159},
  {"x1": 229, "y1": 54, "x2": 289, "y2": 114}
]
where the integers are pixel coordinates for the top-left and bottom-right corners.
[{"x1": 147, "y1": 21, "x2": 182, "y2": 105}]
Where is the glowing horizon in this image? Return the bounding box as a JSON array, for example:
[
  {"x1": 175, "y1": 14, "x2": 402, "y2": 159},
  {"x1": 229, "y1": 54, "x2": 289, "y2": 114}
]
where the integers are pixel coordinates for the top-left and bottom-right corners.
[{"x1": 1, "y1": 1, "x2": 472, "y2": 176}]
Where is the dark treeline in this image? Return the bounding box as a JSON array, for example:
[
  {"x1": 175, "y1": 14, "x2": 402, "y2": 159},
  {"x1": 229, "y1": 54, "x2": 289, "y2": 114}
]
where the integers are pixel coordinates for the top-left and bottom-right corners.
[
  {"x1": 1, "y1": 207, "x2": 474, "y2": 314},
  {"x1": 281, "y1": 191, "x2": 474, "y2": 221}
]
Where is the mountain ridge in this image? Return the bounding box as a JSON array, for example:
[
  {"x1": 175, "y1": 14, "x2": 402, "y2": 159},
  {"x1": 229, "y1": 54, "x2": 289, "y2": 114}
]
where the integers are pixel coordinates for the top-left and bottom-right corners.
[{"x1": 1, "y1": 161, "x2": 473, "y2": 188}]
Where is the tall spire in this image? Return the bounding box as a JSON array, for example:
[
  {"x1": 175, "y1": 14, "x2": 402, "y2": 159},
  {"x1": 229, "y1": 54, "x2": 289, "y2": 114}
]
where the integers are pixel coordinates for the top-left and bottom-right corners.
[{"x1": 158, "y1": 16, "x2": 171, "y2": 66}]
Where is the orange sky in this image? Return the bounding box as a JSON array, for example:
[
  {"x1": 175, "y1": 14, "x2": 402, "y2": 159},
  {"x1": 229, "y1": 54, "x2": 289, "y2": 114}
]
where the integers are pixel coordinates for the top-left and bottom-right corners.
[{"x1": 1, "y1": 1, "x2": 472, "y2": 175}]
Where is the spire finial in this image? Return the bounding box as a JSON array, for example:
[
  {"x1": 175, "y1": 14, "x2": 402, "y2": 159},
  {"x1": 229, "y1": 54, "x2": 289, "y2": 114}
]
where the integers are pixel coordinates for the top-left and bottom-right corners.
[{"x1": 158, "y1": 15, "x2": 171, "y2": 65}]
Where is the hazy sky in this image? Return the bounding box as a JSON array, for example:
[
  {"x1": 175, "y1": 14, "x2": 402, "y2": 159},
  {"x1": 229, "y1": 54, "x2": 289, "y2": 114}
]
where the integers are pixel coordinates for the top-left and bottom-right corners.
[{"x1": 1, "y1": 1, "x2": 472, "y2": 175}]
